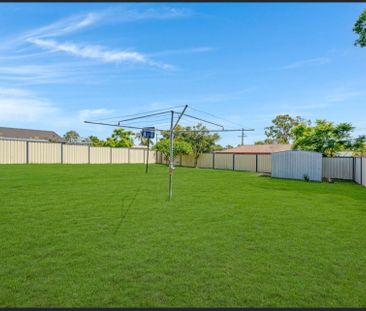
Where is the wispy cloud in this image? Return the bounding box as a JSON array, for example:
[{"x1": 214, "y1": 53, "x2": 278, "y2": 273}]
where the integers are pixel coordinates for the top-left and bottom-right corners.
[
  {"x1": 79, "y1": 108, "x2": 115, "y2": 122},
  {"x1": 148, "y1": 47, "x2": 215, "y2": 57},
  {"x1": 21, "y1": 7, "x2": 188, "y2": 70},
  {"x1": 23, "y1": 7, "x2": 191, "y2": 40},
  {"x1": 325, "y1": 90, "x2": 362, "y2": 103},
  {"x1": 27, "y1": 38, "x2": 173, "y2": 69},
  {"x1": 277, "y1": 57, "x2": 331, "y2": 70},
  {"x1": 0, "y1": 87, "x2": 59, "y2": 123}
]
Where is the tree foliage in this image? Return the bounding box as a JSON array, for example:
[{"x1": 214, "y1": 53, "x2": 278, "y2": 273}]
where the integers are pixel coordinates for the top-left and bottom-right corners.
[
  {"x1": 179, "y1": 123, "x2": 220, "y2": 167},
  {"x1": 354, "y1": 8, "x2": 366, "y2": 48},
  {"x1": 63, "y1": 130, "x2": 81, "y2": 144},
  {"x1": 264, "y1": 114, "x2": 309, "y2": 144},
  {"x1": 153, "y1": 138, "x2": 192, "y2": 162},
  {"x1": 87, "y1": 135, "x2": 105, "y2": 147},
  {"x1": 293, "y1": 119, "x2": 366, "y2": 157},
  {"x1": 158, "y1": 123, "x2": 220, "y2": 167},
  {"x1": 103, "y1": 128, "x2": 134, "y2": 148}
]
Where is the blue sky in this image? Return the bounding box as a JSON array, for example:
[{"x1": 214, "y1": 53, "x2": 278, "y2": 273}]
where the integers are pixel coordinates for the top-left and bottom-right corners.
[{"x1": 0, "y1": 3, "x2": 365, "y2": 146}]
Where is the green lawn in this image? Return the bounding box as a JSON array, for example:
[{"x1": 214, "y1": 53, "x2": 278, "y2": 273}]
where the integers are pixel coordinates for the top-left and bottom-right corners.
[{"x1": 1, "y1": 164, "x2": 366, "y2": 307}]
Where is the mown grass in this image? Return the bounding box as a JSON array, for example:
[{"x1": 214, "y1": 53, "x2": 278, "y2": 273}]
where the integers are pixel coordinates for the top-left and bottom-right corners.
[{"x1": 0, "y1": 164, "x2": 366, "y2": 307}]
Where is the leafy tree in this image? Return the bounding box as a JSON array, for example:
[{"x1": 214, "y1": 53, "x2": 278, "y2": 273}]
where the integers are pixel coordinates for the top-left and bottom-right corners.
[
  {"x1": 153, "y1": 138, "x2": 192, "y2": 163},
  {"x1": 354, "y1": 8, "x2": 366, "y2": 47},
  {"x1": 264, "y1": 114, "x2": 309, "y2": 144},
  {"x1": 254, "y1": 139, "x2": 275, "y2": 145},
  {"x1": 63, "y1": 130, "x2": 81, "y2": 144},
  {"x1": 179, "y1": 123, "x2": 220, "y2": 167},
  {"x1": 293, "y1": 119, "x2": 366, "y2": 157},
  {"x1": 104, "y1": 128, "x2": 134, "y2": 148},
  {"x1": 87, "y1": 135, "x2": 105, "y2": 147}
]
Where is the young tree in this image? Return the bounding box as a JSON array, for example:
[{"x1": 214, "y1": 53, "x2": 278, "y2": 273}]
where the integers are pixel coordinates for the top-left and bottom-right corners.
[
  {"x1": 293, "y1": 119, "x2": 366, "y2": 157},
  {"x1": 63, "y1": 130, "x2": 81, "y2": 144},
  {"x1": 180, "y1": 123, "x2": 220, "y2": 167},
  {"x1": 87, "y1": 135, "x2": 105, "y2": 147},
  {"x1": 153, "y1": 138, "x2": 192, "y2": 163},
  {"x1": 264, "y1": 114, "x2": 309, "y2": 144},
  {"x1": 354, "y1": 8, "x2": 366, "y2": 47},
  {"x1": 104, "y1": 128, "x2": 134, "y2": 148}
]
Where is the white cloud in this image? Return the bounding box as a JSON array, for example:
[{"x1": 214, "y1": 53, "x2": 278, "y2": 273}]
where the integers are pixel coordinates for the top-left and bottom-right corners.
[
  {"x1": 24, "y1": 12, "x2": 105, "y2": 39},
  {"x1": 278, "y1": 57, "x2": 331, "y2": 70},
  {"x1": 79, "y1": 108, "x2": 115, "y2": 122},
  {"x1": 0, "y1": 87, "x2": 59, "y2": 123},
  {"x1": 27, "y1": 38, "x2": 173, "y2": 69}
]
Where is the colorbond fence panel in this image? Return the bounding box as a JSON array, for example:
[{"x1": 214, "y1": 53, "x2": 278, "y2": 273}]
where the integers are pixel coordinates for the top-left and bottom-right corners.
[
  {"x1": 90, "y1": 147, "x2": 110, "y2": 164},
  {"x1": 29, "y1": 142, "x2": 61, "y2": 164},
  {"x1": 181, "y1": 155, "x2": 195, "y2": 167},
  {"x1": 214, "y1": 153, "x2": 233, "y2": 170},
  {"x1": 355, "y1": 158, "x2": 362, "y2": 184},
  {"x1": 63, "y1": 145, "x2": 88, "y2": 164},
  {"x1": 272, "y1": 150, "x2": 322, "y2": 181},
  {"x1": 257, "y1": 154, "x2": 271, "y2": 173},
  {"x1": 322, "y1": 157, "x2": 354, "y2": 180},
  {"x1": 111, "y1": 148, "x2": 129, "y2": 164},
  {"x1": 197, "y1": 153, "x2": 213, "y2": 168},
  {"x1": 147, "y1": 150, "x2": 157, "y2": 164},
  {"x1": 234, "y1": 154, "x2": 256, "y2": 171},
  {"x1": 129, "y1": 148, "x2": 145, "y2": 163},
  {"x1": 0, "y1": 139, "x2": 27, "y2": 164}
]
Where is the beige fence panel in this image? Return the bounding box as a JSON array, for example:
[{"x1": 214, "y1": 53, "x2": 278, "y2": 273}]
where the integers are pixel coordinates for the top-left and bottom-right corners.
[
  {"x1": 156, "y1": 151, "x2": 163, "y2": 164},
  {"x1": 181, "y1": 154, "x2": 195, "y2": 167},
  {"x1": 0, "y1": 139, "x2": 27, "y2": 164},
  {"x1": 90, "y1": 147, "x2": 110, "y2": 164},
  {"x1": 63, "y1": 145, "x2": 88, "y2": 164},
  {"x1": 197, "y1": 153, "x2": 213, "y2": 168},
  {"x1": 322, "y1": 157, "x2": 353, "y2": 180},
  {"x1": 28, "y1": 142, "x2": 61, "y2": 164},
  {"x1": 129, "y1": 148, "x2": 145, "y2": 163},
  {"x1": 111, "y1": 148, "x2": 129, "y2": 164},
  {"x1": 234, "y1": 154, "x2": 256, "y2": 171},
  {"x1": 363, "y1": 158, "x2": 366, "y2": 186},
  {"x1": 214, "y1": 153, "x2": 233, "y2": 170},
  {"x1": 147, "y1": 150, "x2": 157, "y2": 164},
  {"x1": 257, "y1": 154, "x2": 272, "y2": 173}
]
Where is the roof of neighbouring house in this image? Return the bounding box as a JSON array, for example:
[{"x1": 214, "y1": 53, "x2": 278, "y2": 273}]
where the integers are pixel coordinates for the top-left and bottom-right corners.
[
  {"x1": 0, "y1": 126, "x2": 65, "y2": 142},
  {"x1": 216, "y1": 144, "x2": 292, "y2": 154}
]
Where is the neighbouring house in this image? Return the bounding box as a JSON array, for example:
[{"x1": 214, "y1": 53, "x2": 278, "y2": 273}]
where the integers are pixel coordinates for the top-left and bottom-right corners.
[
  {"x1": 216, "y1": 144, "x2": 292, "y2": 155},
  {"x1": 0, "y1": 126, "x2": 65, "y2": 143}
]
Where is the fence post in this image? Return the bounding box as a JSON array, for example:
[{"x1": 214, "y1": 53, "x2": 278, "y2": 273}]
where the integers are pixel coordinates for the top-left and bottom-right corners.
[
  {"x1": 212, "y1": 152, "x2": 215, "y2": 169},
  {"x1": 26, "y1": 141, "x2": 29, "y2": 164},
  {"x1": 361, "y1": 157, "x2": 363, "y2": 185},
  {"x1": 60, "y1": 143, "x2": 63, "y2": 164},
  {"x1": 255, "y1": 154, "x2": 258, "y2": 172},
  {"x1": 110, "y1": 147, "x2": 112, "y2": 164},
  {"x1": 353, "y1": 157, "x2": 355, "y2": 181},
  {"x1": 232, "y1": 153, "x2": 235, "y2": 171},
  {"x1": 88, "y1": 145, "x2": 91, "y2": 164}
]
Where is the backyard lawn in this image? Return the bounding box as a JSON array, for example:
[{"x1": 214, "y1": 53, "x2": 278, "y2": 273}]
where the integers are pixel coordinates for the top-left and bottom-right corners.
[{"x1": 1, "y1": 164, "x2": 366, "y2": 307}]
